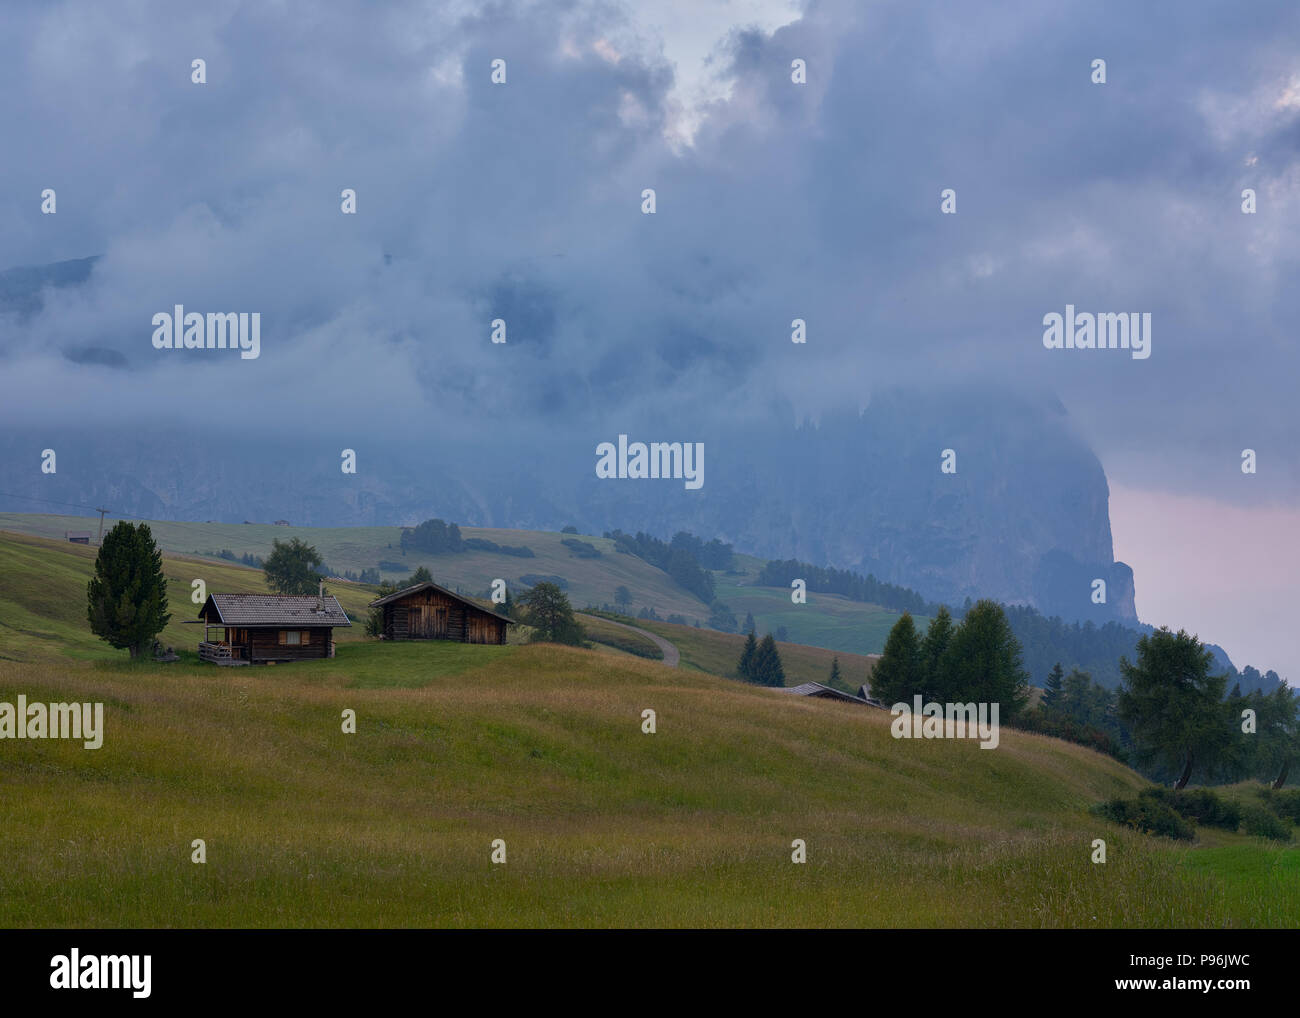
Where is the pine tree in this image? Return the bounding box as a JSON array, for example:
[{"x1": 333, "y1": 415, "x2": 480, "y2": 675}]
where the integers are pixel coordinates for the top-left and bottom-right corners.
[
  {"x1": 754, "y1": 634, "x2": 785, "y2": 687},
  {"x1": 1041, "y1": 662, "x2": 1065, "y2": 714},
  {"x1": 738, "y1": 630, "x2": 758, "y2": 681},
  {"x1": 870, "y1": 612, "x2": 922, "y2": 706},
  {"x1": 919, "y1": 605, "x2": 954, "y2": 699},
  {"x1": 940, "y1": 600, "x2": 1030, "y2": 718},
  {"x1": 87, "y1": 521, "x2": 171, "y2": 659},
  {"x1": 743, "y1": 611, "x2": 756, "y2": 635},
  {"x1": 828, "y1": 655, "x2": 842, "y2": 688}
]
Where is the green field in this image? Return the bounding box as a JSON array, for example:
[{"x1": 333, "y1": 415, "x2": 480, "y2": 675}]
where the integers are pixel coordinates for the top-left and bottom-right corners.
[{"x1": 1, "y1": 526, "x2": 1298, "y2": 927}]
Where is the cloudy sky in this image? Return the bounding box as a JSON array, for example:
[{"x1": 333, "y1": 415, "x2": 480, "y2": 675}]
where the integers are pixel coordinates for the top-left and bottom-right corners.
[{"x1": 2, "y1": 0, "x2": 1298, "y2": 677}]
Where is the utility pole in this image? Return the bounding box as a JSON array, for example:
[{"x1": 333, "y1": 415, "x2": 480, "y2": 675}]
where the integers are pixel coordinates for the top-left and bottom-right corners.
[{"x1": 94, "y1": 507, "x2": 110, "y2": 545}]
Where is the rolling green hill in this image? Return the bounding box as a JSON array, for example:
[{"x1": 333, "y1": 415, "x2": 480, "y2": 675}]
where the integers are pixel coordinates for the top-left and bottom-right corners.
[
  {"x1": 2, "y1": 525, "x2": 1297, "y2": 927},
  {"x1": 0, "y1": 514, "x2": 912, "y2": 658}
]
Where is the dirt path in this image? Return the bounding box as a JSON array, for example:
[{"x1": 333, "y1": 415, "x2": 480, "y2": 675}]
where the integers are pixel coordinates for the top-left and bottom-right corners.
[{"x1": 579, "y1": 615, "x2": 680, "y2": 667}]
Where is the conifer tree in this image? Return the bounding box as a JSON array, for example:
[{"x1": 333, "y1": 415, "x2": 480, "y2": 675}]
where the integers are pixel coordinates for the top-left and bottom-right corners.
[
  {"x1": 87, "y1": 521, "x2": 171, "y2": 659},
  {"x1": 871, "y1": 612, "x2": 923, "y2": 706},
  {"x1": 738, "y1": 630, "x2": 759, "y2": 681},
  {"x1": 1041, "y1": 662, "x2": 1065, "y2": 714}
]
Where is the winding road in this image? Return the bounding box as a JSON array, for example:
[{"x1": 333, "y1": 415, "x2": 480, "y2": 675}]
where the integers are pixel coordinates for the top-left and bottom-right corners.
[{"x1": 579, "y1": 614, "x2": 680, "y2": 667}]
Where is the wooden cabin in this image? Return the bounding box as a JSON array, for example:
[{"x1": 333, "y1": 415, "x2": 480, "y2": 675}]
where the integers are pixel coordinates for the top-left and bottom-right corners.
[
  {"x1": 193, "y1": 591, "x2": 350, "y2": 665},
  {"x1": 65, "y1": 530, "x2": 92, "y2": 544},
  {"x1": 369, "y1": 581, "x2": 512, "y2": 645}
]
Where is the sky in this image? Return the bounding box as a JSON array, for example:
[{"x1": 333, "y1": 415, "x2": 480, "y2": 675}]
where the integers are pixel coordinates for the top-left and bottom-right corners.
[{"x1": 1, "y1": 0, "x2": 1297, "y2": 678}]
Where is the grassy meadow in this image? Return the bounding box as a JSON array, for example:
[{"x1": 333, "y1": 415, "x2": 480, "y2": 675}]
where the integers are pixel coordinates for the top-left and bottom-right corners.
[{"x1": 1, "y1": 527, "x2": 1297, "y2": 928}]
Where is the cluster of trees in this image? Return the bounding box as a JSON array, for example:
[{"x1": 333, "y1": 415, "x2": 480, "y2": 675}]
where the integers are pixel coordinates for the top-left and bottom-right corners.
[
  {"x1": 463, "y1": 537, "x2": 534, "y2": 557},
  {"x1": 756, "y1": 559, "x2": 932, "y2": 615},
  {"x1": 1015, "y1": 629, "x2": 1299, "y2": 789},
  {"x1": 1112, "y1": 628, "x2": 1299, "y2": 789},
  {"x1": 737, "y1": 632, "x2": 785, "y2": 686},
  {"x1": 665, "y1": 531, "x2": 734, "y2": 570},
  {"x1": 1018, "y1": 663, "x2": 1128, "y2": 759},
  {"x1": 871, "y1": 602, "x2": 1031, "y2": 717},
  {"x1": 605, "y1": 530, "x2": 717, "y2": 604},
  {"x1": 399, "y1": 518, "x2": 535, "y2": 557},
  {"x1": 561, "y1": 538, "x2": 601, "y2": 558},
  {"x1": 402, "y1": 518, "x2": 463, "y2": 554}
]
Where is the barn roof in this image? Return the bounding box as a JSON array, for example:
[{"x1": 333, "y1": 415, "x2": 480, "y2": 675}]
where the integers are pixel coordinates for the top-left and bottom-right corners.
[
  {"x1": 780, "y1": 682, "x2": 874, "y2": 705},
  {"x1": 368, "y1": 580, "x2": 515, "y2": 624},
  {"x1": 198, "y1": 593, "x2": 351, "y2": 627}
]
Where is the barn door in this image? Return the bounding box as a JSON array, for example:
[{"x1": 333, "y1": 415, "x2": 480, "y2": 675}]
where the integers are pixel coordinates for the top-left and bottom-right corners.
[{"x1": 433, "y1": 607, "x2": 448, "y2": 638}]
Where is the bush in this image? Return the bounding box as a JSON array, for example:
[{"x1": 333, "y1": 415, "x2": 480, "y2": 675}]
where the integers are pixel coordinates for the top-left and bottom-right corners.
[
  {"x1": 560, "y1": 538, "x2": 601, "y2": 559},
  {"x1": 1141, "y1": 787, "x2": 1241, "y2": 831},
  {"x1": 1240, "y1": 803, "x2": 1293, "y2": 842},
  {"x1": 1090, "y1": 795, "x2": 1194, "y2": 841},
  {"x1": 1257, "y1": 788, "x2": 1300, "y2": 825}
]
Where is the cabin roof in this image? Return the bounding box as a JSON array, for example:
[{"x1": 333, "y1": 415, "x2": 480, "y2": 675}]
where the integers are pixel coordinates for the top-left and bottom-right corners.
[
  {"x1": 198, "y1": 593, "x2": 351, "y2": 627},
  {"x1": 368, "y1": 580, "x2": 515, "y2": 624},
  {"x1": 780, "y1": 682, "x2": 873, "y2": 704}
]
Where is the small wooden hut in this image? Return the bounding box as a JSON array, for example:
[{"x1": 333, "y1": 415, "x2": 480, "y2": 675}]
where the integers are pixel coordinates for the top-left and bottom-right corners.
[
  {"x1": 368, "y1": 581, "x2": 512, "y2": 645},
  {"x1": 194, "y1": 590, "x2": 350, "y2": 665}
]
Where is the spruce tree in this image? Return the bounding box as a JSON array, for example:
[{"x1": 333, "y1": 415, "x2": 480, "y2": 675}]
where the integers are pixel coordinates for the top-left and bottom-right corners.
[
  {"x1": 743, "y1": 611, "x2": 756, "y2": 635},
  {"x1": 940, "y1": 599, "x2": 1030, "y2": 717},
  {"x1": 1041, "y1": 662, "x2": 1065, "y2": 714},
  {"x1": 87, "y1": 521, "x2": 171, "y2": 659},
  {"x1": 738, "y1": 630, "x2": 759, "y2": 681},
  {"x1": 754, "y1": 634, "x2": 785, "y2": 687},
  {"x1": 870, "y1": 612, "x2": 922, "y2": 706},
  {"x1": 919, "y1": 606, "x2": 954, "y2": 699},
  {"x1": 828, "y1": 656, "x2": 842, "y2": 688}
]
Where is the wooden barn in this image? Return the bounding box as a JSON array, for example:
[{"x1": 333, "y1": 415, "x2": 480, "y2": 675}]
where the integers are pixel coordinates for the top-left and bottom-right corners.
[
  {"x1": 369, "y1": 581, "x2": 513, "y2": 645},
  {"x1": 193, "y1": 590, "x2": 351, "y2": 665}
]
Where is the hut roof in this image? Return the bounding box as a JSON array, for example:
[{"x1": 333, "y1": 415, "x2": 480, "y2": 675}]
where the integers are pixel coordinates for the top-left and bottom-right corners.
[
  {"x1": 780, "y1": 682, "x2": 873, "y2": 705},
  {"x1": 367, "y1": 580, "x2": 515, "y2": 624},
  {"x1": 198, "y1": 593, "x2": 351, "y2": 627}
]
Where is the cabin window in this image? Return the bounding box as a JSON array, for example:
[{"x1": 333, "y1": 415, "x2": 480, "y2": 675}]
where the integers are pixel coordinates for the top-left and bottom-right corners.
[{"x1": 279, "y1": 630, "x2": 305, "y2": 646}]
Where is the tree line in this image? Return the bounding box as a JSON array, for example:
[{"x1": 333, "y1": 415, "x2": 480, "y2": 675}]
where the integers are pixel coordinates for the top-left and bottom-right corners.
[{"x1": 872, "y1": 603, "x2": 1299, "y2": 790}]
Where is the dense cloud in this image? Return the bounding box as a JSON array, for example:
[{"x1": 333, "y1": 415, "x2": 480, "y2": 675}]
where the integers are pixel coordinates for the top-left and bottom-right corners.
[{"x1": 1, "y1": 0, "x2": 1298, "y2": 507}]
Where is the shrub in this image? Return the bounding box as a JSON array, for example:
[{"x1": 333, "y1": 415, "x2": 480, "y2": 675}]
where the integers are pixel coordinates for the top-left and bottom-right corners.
[
  {"x1": 1090, "y1": 795, "x2": 1194, "y2": 841},
  {"x1": 1240, "y1": 803, "x2": 1292, "y2": 842},
  {"x1": 1141, "y1": 787, "x2": 1241, "y2": 831},
  {"x1": 560, "y1": 538, "x2": 601, "y2": 559},
  {"x1": 1257, "y1": 788, "x2": 1300, "y2": 825}
]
